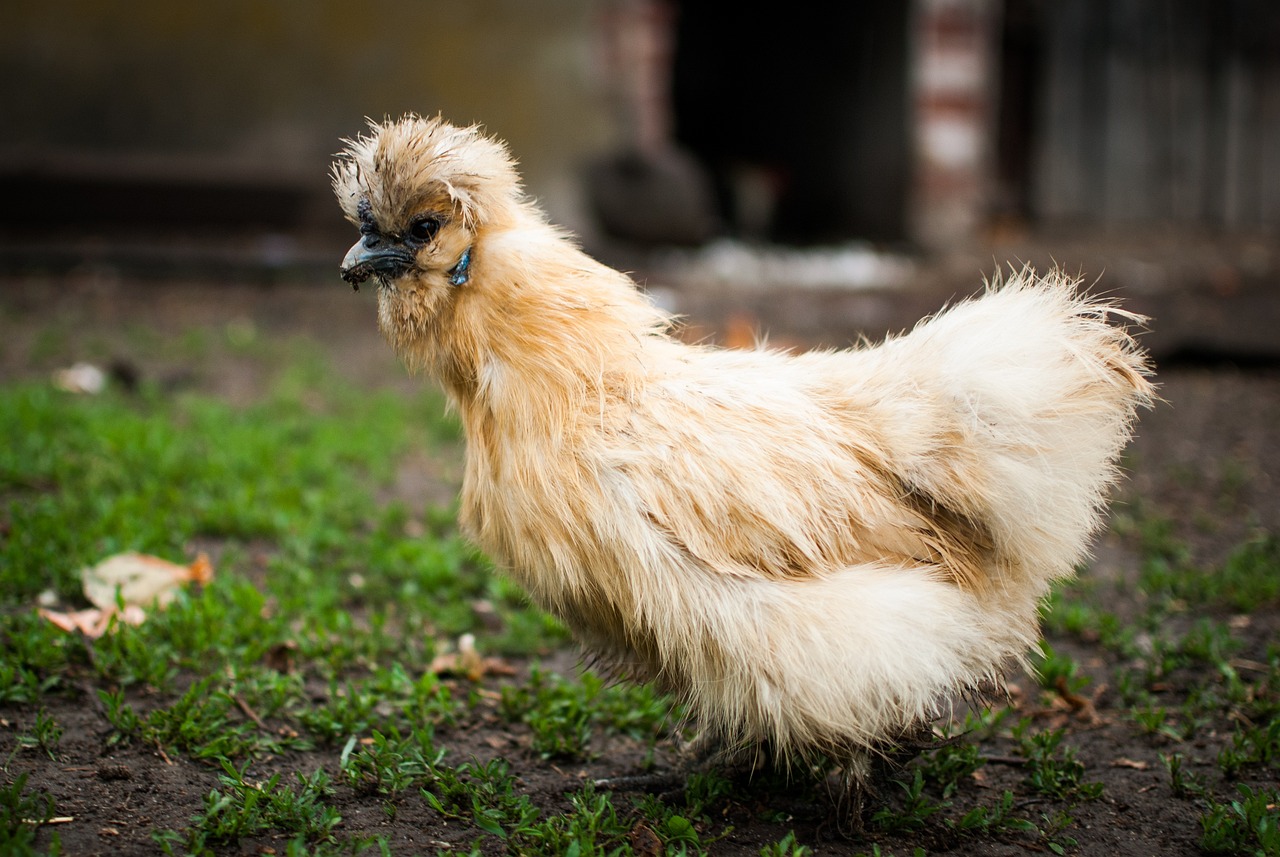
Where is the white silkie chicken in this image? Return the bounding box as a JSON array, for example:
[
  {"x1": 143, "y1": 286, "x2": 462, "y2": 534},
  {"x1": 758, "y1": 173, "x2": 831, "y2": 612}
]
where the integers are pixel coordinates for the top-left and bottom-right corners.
[{"x1": 332, "y1": 115, "x2": 1154, "y2": 787}]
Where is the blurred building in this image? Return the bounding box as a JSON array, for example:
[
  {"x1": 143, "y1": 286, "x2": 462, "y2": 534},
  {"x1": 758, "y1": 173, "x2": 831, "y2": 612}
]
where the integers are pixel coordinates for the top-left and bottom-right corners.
[
  {"x1": 0, "y1": 0, "x2": 620, "y2": 274},
  {"x1": 1, "y1": 0, "x2": 1277, "y2": 275},
  {"x1": 631, "y1": 0, "x2": 1280, "y2": 248}
]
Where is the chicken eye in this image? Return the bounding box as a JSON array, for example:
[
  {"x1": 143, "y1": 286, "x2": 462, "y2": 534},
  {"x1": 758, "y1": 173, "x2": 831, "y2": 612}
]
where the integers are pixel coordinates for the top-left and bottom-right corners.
[{"x1": 408, "y1": 217, "x2": 441, "y2": 243}]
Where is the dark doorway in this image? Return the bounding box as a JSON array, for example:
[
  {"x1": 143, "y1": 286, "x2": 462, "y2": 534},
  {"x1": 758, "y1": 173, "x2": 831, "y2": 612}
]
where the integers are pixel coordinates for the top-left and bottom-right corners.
[
  {"x1": 994, "y1": 0, "x2": 1044, "y2": 224},
  {"x1": 670, "y1": 3, "x2": 911, "y2": 244}
]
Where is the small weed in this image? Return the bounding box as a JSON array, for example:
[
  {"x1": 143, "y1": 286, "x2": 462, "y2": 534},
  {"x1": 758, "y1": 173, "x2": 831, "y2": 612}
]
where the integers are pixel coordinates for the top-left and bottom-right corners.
[
  {"x1": 1179, "y1": 619, "x2": 1244, "y2": 669},
  {"x1": 952, "y1": 789, "x2": 1038, "y2": 836},
  {"x1": 1039, "y1": 809, "x2": 1080, "y2": 855},
  {"x1": 1120, "y1": 509, "x2": 1191, "y2": 569},
  {"x1": 872, "y1": 769, "x2": 945, "y2": 833},
  {"x1": 141, "y1": 676, "x2": 272, "y2": 759},
  {"x1": 1013, "y1": 722, "x2": 1103, "y2": 801},
  {"x1": 13, "y1": 709, "x2": 62, "y2": 761},
  {"x1": 297, "y1": 679, "x2": 383, "y2": 746},
  {"x1": 635, "y1": 804, "x2": 704, "y2": 852},
  {"x1": 1130, "y1": 512, "x2": 1279, "y2": 613},
  {"x1": 1041, "y1": 592, "x2": 1110, "y2": 642},
  {"x1": 631, "y1": 768, "x2": 734, "y2": 853},
  {"x1": 952, "y1": 791, "x2": 1079, "y2": 853},
  {"x1": 374, "y1": 664, "x2": 459, "y2": 734},
  {"x1": 517, "y1": 783, "x2": 632, "y2": 855},
  {"x1": 224, "y1": 664, "x2": 307, "y2": 725},
  {"x1": 89, "y1": 617, "x2": 183, "y2": 690},
  {"x1": 0, "y1": 773, "x2": 60, "y2": 856},
  {"x1": 1199, "y1": 783, "x2": 1280, "y2": 856},
  {"x1": 155, "y1": 760, "x2": 341, "y2": 855},
  {"x1": 1132, "y1": 703, "x2": 1185, "y2": 742},
  {"x1": 760, "y1": 831, "x2": 812, "y2": 857},
  {"x1": 422, "y1": 756, "x2": 541, "y2": 841},
  {"x1": 1215, "y1": 536, "x2": 1280, "y2": 611},
  {"x1": 682, "y1": 769, "x2": 734, "y2": 822},
  {"x1": 1218, "y1": 719, "x2": 1280, "y2": 776},
  {"x1": 339, "y1": 727, "x2": 443, "y2": 797},
  {"x1": 0, "y1": 615, "x2": 68, "y2": 703},
  {"x1": 98, "y1": 687, "x2": 143, "y2": 746},
  {"x1": 917, "y1": 739, "x2": 984, "y2": 798},
  {"x1": 958, "y1": 705, "x2": 1014, "y2": 740},
  {"x1": 1131, "y1": 684, "x2": 1218, "y2": 741},
  {"x1": 1161, "y1": 753, "x2": 1206, "y2": 798},
  {"x1": 499, "y1": 668, "x2": 673, "y2": 761},
  {"x1": 1032, "y1": 641, "x2": 1091, "y2": 696},
  {"x1": 503, "y1": 671, "x2": 593, "y2": 759}
]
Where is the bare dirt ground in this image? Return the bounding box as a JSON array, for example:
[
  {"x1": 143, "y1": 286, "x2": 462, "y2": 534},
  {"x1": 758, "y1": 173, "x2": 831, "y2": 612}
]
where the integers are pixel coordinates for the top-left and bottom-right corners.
[{"x1": 2, "y1": 266, "x2": 1278, "y2": 855}]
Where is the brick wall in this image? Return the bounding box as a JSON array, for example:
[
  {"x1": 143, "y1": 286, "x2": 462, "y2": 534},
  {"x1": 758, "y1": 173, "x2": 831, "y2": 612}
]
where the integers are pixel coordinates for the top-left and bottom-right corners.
[{"x1": 909, "y1": 0, "x2": 1000, "y2": 248}]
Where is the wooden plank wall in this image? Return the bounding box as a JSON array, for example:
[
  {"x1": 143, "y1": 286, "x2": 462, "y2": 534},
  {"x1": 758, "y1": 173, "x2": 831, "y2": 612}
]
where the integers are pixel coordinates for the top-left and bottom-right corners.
[{"x1": 1033, "y1": 0, "x2": 1280, "y2": 229}]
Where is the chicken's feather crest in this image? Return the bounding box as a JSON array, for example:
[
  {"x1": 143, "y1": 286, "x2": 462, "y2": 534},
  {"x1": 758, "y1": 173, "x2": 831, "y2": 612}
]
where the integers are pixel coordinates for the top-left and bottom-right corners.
[{"x1": 332, "y1": 114, "x2": 523, "y2": 232}]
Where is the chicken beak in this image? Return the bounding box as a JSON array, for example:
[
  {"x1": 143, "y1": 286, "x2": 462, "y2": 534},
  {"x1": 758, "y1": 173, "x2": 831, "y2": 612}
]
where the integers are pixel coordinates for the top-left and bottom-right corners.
[{"x1": 340, "y1": 238, "x2": 414, "y2": 290}]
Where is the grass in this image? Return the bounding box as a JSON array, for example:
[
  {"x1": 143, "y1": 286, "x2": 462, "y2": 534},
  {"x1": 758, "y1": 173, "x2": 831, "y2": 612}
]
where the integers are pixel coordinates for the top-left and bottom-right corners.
[
  {"x1": 1011, "y1": 722, "x2": 1103, "y2": 802},
  {"x1": 9, "y1": 711, "x2": 61, "y2": 762},
  {"x1": 1199, "y1": 784, "x2": 1280, "y2": 856},
  {"x1": 2, "y1": 311, "x2": 1279, "y2": 855},
  {"x1": 498, "y1": 666, "x2": 677, "y2": 761},
  {"x1": 0, "y1": 773, "x2": 61, "y2": 856},
  {"x1": 0, "y1": 336, "x2": 716, "y2": 854},
  {"x1": 866, "y1": 722, "x2": 1097, "y2": 853},
  {"x1": 851, "y1": 496, "x2": 1280, "y2": 854},
  {"x1": 340, "y1": 726, "x2": 444, "y2": 799},
  {"x1": 759, "y1": 831, "x2": 812, "y2": 857},
  {"x1": 153, "y1": 760, "x2": 346, "y2": 855}
]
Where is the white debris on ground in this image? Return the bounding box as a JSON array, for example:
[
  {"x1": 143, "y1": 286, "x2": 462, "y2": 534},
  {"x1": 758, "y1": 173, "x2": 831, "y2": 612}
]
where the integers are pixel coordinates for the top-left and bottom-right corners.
[
  {"x1": 655, "y1": 239, "x2": 916, "y2": 291},
  {"x1": 52, "y1": 362, "x2": 107, "y2": 394}
]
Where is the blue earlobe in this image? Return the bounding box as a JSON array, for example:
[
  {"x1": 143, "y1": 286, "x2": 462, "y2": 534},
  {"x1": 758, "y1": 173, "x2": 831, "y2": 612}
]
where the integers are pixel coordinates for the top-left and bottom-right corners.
[{"x1": 448, "y1": 247, "x2": 473, "y2": 286}]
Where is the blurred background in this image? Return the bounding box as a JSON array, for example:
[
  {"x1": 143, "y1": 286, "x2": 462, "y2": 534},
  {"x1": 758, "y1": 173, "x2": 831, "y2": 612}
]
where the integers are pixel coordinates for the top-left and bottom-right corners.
[{"x1": 1, "y1": 0, "x2": 1278, "y2": 358}]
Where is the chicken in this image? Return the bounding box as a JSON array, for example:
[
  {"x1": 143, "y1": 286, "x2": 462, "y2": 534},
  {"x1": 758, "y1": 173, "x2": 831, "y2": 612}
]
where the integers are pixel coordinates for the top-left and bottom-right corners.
[{"x1": 331, "y1": 115, "x2": 1154, "y2": 783}]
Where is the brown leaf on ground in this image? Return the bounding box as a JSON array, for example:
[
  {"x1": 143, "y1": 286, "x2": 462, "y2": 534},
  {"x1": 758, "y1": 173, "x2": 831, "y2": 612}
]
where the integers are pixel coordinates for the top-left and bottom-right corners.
[
  {"x1": 1112, "y1": 758, "x2": 1149, "y2": 770},
  {"x1": 1055, "y1": 675, "x2": 1102, "y2": 724},
  {"x1": 428, "y1": 633, "x2": 517, "y2": 681},
  {"x1": 39, "y1": 605, "x2": 147, "y2": 638},
  {"x1": 40, "y1": 552, "x2": 214, "y2": 638},
  {"x1": 82, "y1": 552, "x2": 213, "y2": 611},
  {"x1": 628, "y1": 822, "x2": 663, "y2": 857}
]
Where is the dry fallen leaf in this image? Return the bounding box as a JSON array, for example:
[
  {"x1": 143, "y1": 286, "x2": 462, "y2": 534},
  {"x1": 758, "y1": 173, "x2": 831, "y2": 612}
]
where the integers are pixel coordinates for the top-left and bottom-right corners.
[
  {"x1": 262, "y1": 641, "x2": 298, "y2": 674},
  {"x1": 39, "y1": 605, "x2": 147, "y2": 638},
  {"x1": 39, "y1": 552, "x2": 213, "y2": 639},
  {"x1": 82, "y1": 552, "x2": 213, "y2": 611},
  {"x1": 429, "y1": 633, "x2": 517, "y2": 681},
  {"x1": 1112, "y1": 758, "x2": 1149, "y2": 770},
  {"x1": 628, "y1": 822, "x2": 663, "y2": 857},
  {"x1": 1054, "y1": 675, "x2": 1102, "y2": 724}
]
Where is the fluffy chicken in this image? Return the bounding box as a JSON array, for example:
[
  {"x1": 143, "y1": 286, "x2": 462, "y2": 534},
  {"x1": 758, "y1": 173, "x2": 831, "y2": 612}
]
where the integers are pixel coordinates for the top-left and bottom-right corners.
[{"x1": 332, "y1": 115, "x2": 1153, "y2": 780}]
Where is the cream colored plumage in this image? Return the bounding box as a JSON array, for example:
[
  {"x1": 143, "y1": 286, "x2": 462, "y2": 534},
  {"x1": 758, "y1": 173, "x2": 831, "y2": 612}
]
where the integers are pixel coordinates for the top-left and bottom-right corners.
[{"x1": 332, "y1": 115, "x2": 1154, "y2": 779}]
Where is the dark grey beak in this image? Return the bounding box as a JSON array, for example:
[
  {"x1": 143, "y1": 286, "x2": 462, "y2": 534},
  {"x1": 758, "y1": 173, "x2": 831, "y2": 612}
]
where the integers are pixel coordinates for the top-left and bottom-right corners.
[{"x1": 340, "y1": 236, "x2": 415, "y2": 290}]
